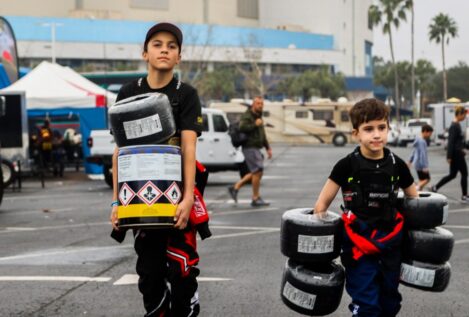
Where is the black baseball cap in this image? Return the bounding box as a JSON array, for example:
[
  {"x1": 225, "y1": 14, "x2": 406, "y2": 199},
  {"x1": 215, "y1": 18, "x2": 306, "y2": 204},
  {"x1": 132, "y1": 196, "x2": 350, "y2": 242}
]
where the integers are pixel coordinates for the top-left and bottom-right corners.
[{"x1": 144, "y1": 22, "x2": 183, "y2": 51}]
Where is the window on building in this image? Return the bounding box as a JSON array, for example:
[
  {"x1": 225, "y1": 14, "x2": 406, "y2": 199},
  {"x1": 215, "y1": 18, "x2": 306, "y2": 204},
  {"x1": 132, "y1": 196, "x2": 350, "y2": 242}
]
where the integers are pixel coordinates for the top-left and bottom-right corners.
[
  {"x1": 341, "y1": 111, "x2": 349, "y2": 122},
  {"x1": 202, "y1": 114, "x2": 209, "y2": 132},
  {"x1": 238, "y1": 0, "x2": 259, "y2": 19},
  {"x1": 75, "y1": 0, "x2": 84, "y2": 9},
  {"x1": 312, "y1": 110, "x2": 333, "y2": 121},
  {"x1": 365, "y1": 41, "x2": 373, "y2": 77},
  {"x1": 368, "y1": 7, "x2": 373, "y2": 30},
  {"x1": 213, "y1": 114, "x2": 228, "y2": 132},
  {"x1": 130, "y1": 0, "x2": 169, "y2": 10},
  {"x1": 296, "y1": 111, "x2": 308, "y2": 119}
]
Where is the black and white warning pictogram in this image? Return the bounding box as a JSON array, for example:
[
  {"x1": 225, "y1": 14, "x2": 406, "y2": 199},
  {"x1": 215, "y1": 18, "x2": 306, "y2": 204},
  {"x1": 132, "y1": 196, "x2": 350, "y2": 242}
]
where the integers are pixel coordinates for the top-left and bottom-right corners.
[
  {"x1": 137, "y1": 181, "x2": 163, "y2": 206},
  {"x1": 119, "y1": 183, "x2": 136, "y2": 206},
  {"x1": 164, "y1": 182, "x2": 181, "y2": 205}
]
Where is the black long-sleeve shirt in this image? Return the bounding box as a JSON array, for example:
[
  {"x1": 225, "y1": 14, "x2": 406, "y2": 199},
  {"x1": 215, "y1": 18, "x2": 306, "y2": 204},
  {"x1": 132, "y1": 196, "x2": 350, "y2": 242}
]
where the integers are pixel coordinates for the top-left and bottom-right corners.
[{"x1": 447, "y1": 121, "x2": 465, "y2": 159}]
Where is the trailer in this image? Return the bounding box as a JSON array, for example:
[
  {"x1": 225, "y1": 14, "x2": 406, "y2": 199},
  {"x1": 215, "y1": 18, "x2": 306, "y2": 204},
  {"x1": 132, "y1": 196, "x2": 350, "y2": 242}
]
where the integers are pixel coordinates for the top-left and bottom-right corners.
[
  {"x1": 428, "y1": 103, "x2": 469, "y2": 145},
  {"x1": 0, "y1": 91, "x2": 28, "y2": 188}
]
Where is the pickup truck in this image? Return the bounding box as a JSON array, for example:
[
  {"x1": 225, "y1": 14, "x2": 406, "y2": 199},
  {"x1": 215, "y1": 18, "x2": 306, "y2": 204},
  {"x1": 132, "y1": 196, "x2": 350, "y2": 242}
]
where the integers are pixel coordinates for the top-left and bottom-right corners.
[
  {"x1": 87, "y1": 108, "x2": 245, "y2": 188},
  {"x1": 397, "y1": 118, "x2": 432, "y2": 147}
]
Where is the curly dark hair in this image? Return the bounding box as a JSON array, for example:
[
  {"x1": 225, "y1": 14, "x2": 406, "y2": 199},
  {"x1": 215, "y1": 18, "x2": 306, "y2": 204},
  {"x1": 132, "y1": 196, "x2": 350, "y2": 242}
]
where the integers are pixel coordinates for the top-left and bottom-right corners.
[{"x1": 349, "y1": 98, "x2": 389, "y2": 130}]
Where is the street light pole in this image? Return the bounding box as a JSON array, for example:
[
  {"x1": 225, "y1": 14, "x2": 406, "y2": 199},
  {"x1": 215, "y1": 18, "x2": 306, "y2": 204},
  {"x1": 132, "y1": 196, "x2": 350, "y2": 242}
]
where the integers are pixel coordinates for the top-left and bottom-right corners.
[{"x1": 40, "y1": 22, "x2": 63, "y2": 64}]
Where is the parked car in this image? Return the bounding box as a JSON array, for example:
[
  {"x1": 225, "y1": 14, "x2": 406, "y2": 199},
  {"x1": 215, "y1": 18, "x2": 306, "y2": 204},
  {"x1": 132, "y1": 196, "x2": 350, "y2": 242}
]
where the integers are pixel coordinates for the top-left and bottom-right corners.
[
  {"x1": 87, "y1": 108, "x2": 244, "y2": 188},
  {"x1": 397, "y1": 118, "x2": 432, "y2": 147},
  {"x1": 387, "y1": 123, "x2": 400, "y2": 146}
]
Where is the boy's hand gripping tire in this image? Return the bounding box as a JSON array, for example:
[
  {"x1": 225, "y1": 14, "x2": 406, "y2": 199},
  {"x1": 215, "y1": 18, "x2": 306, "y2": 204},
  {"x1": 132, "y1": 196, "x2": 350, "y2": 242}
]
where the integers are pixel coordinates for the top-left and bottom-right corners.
[{"x1": 397, "y1": 191, "x2": 448, "y2": 229}]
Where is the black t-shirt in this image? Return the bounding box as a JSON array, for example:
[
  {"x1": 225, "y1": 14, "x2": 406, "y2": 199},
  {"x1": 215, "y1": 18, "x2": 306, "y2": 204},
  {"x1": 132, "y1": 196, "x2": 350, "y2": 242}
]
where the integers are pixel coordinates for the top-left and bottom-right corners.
[
  {"x1": 329, "y1": 147, "x2": 413, "y2": 189},
  {"x1": 329, "y1": 148, "x2": 414, "y2": 225},
  {"x1": 116, "y1": 77, "x2": 203, "y2": 137}
]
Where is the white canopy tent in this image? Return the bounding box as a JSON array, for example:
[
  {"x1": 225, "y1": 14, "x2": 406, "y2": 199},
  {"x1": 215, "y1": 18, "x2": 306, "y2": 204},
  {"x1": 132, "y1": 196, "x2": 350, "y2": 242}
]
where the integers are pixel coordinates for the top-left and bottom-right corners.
[
  {"x1": 1, "y1": 61, "x2": 116, "y2": 109},
  {"x1": 1, "y1": 61, "x2": 116, "y2": 174}
]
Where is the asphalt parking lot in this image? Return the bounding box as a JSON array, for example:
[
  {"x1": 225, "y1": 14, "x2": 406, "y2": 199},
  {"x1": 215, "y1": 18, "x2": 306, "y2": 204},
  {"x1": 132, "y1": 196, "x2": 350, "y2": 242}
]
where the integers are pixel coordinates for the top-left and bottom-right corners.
[{"x1": 0, "y1": 144, "x2": 468, "y2": 317}]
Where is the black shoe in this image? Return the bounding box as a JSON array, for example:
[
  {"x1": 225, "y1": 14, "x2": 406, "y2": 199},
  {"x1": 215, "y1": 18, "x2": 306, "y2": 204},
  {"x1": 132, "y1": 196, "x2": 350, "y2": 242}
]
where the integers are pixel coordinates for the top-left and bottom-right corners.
[
  {"x1": 251, "y1": 197, "x2": 270, "y2": 207},
  {"x1": 228, "y1": 186, "x2": 238, "y2": 203},
  {"x1": 431, "y1": 185, "x2": 437, "y2": 193}
]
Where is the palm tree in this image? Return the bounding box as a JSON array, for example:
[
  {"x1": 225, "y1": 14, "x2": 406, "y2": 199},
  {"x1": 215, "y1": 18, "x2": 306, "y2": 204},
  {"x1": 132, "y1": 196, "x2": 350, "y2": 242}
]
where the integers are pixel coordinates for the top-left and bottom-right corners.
[
  {"x1": 429, "y1": 13, "x2": 458, "y2": 102},
  {"x1": 369, "y1": 0, "x2": 410, "y2": 121}
]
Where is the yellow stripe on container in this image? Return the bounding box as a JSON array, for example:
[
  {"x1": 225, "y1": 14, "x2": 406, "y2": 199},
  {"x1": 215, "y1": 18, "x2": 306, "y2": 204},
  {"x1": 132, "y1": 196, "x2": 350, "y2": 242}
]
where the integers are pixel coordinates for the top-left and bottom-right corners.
[{"x1": 118, "y1": 203, "x2": 177, "y2": 219}]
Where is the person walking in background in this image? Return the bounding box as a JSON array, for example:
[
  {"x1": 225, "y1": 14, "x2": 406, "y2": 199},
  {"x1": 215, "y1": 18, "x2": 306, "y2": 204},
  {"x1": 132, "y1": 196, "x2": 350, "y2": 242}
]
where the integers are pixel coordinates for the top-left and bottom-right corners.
[
  {"x1": 408, "y1": 124, "x2": 433, "y2": 191},
  {"x1": 432, "y1": 105, "x2": 468, "y2": 202},
  {"x1": 228, "y1": 96, "x2": 272, "y2": 207}
]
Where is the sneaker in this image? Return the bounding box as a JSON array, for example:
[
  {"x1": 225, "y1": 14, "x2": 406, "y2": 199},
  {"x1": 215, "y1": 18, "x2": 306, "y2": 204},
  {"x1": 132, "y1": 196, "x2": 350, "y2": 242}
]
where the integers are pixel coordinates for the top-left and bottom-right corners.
[
  {"x1": 251, "y1": 197, "x2": 270, "y2": 207},
  {"x1": 461, "y1": 196, "x2": 469, "y2": 203},
  {"x1": 228, "y1": 186, "x2": 238, "y2": 203},
  {"x1": 430, "y1": 185, "x2": 438, "y2": 193}
]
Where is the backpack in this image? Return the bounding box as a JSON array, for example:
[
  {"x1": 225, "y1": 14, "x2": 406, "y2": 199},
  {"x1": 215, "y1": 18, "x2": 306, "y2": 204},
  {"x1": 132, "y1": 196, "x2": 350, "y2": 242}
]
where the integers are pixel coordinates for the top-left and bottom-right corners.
[
  {"x1": 228, "y1": 121, "x2": 248, "y2": 148},
  {"x1": 40, "y1": 128, "x2": 51, "y2": 142}
]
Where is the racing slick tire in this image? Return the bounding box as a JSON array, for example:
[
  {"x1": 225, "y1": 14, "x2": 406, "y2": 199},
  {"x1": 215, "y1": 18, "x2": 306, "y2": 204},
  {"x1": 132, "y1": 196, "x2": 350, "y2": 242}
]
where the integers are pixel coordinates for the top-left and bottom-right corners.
[
  {"x1": 1, "y1": 158, "x2": 16, "y2": 188},
  {"x1": 400, "y1": 260, "x2": 451, "y2": 292},
  {"x1": 332, "y1": 133, "x2": 347, "y2": 147},
  {"x1": 281, "y1": 208, "x2": 342, "y2": 263},
  {"x1": 281, "y1": 259, "x2": 345, "y2": 316},
  {"x1": 397, "y1": 191, "x2": 448, "y2": 229},
  {"x1": 109, "y1": 93, "x2": 176, "y2": 147},
  {"x1": 403, "y1": 227, "x2": 454, "y2": 265}
]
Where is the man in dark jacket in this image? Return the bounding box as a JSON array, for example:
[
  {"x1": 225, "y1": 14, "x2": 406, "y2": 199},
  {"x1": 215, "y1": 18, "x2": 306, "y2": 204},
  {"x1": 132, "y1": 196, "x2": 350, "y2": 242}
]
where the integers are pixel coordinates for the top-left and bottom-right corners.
[
  {"x1": 228, "y1": 97, "x2": 272, "y2": 206},
  {"x1": 432, "y1": 105, "x2": 468, "y2": 202}
]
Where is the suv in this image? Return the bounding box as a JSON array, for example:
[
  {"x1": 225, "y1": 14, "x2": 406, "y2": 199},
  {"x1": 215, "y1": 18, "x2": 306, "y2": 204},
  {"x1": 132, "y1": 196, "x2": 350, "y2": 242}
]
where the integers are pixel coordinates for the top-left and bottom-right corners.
[
  {"x1": 398, "y1": 118, "x2": 432, "y2": 147},
  {"x1": 197, "y1": 108, "x2": 244, "y2": 172},
  {"x1": 87, "y1": 108, "x2": 244, "y2": 188}
]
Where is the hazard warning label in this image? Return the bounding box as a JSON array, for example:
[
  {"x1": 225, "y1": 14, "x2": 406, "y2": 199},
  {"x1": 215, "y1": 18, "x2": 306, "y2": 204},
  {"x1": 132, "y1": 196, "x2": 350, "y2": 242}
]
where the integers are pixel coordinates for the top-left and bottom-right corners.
[
  {"x1": 164, "y1": 182, "x2": 181, "y2": 205},
  {"x1": 119, "y1": 183, "x2": 136, "y2": 206},
  {"x1": 137, "y1": 181, "x2": 163, "y2": 206}
]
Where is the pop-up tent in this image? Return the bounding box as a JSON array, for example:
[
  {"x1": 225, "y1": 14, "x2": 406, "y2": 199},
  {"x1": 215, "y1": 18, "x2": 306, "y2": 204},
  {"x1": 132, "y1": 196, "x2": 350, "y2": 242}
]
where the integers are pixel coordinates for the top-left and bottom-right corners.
[{"x1": 1, "y1": 61, "x2": 116, "y2": 173}]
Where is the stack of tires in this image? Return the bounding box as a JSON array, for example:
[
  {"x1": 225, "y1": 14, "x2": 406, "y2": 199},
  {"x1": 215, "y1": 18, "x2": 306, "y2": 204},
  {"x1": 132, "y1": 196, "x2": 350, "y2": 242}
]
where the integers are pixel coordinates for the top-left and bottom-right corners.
[
  {"x1": 280, "y1": 208, "x2": 344, "y2": 316},
  {"x1": 398, "y1": 191, "x2": 453, "y2": 292}
]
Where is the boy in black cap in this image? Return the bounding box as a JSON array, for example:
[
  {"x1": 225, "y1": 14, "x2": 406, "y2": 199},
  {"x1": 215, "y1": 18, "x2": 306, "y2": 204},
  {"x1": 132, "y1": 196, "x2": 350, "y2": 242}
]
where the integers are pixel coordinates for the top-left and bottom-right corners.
[{"x1": 110, "y1": 22, "x2": 204, "y2": 316}]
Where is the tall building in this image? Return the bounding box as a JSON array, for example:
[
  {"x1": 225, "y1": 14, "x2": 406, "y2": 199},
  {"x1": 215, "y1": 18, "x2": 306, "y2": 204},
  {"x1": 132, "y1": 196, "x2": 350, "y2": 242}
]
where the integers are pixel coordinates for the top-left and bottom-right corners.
[{"x1": 2, "y1": 0, "x2": 374, "y2": 98}]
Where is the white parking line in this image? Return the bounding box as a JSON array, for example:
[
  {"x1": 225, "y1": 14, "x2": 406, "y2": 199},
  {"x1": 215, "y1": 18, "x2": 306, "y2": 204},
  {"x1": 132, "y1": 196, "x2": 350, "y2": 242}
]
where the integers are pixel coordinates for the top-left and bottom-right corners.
[
  {"x1": 205, "y1": 199, "x2": 276, "y2": 204},
  {"x1": 113, "y1": 274, "x2": 231, "y2": 285},
  {"x1": 0, "y1": 276, "x2": 111, "y2": 282},
  {"x1": 4, "y1": 227, "x2": 36, "y2": 231},
  {"x1": 208, "y1": 229, "x2": 279, "y2": 240},
  {"x1": 0, "y1": 222, "x2": 109, "y2": 234},
  {"x1": 211, "y1": 207, "x2": 278, "y2": 216},
  {"x1": 444, "y1": 225, "x2": 469, "y2": 230},
  {"x1": 0, "y1": 244, "x2": 130, "y2": 262},
  {"x1": 448, "y1": 208, "x2": 469, "y2": 213},
  {"x1": 455, "y1": 238, "x2": 469, "y2": 245},
  {"x1": 211, "y1": 225, "x2": 279, "y2": 230}
]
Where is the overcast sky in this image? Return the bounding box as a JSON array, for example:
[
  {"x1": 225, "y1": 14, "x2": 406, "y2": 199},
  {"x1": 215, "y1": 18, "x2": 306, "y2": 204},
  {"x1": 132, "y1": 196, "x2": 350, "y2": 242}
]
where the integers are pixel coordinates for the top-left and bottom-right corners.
[{"x1": 373, "y1": 0, "x2": 469, "y2": 70}]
